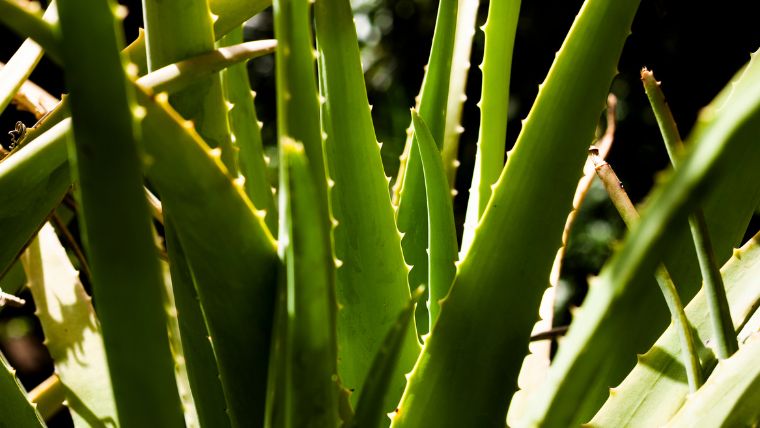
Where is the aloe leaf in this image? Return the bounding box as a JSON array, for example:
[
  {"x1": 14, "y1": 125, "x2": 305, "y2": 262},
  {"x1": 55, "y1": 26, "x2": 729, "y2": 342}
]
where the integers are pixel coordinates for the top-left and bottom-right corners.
[
  {"x1": 441, "y1": 0, "x2": 479, "y2": 188},
  {"x1": 411, "y1": 111, "x2": 457, "y2": 327},
  {"x1": 211, "y1": 0, "x2": 271, "y2": 40},
  {"x1": 314, "y1": 0, "x2": 419, "y2": 410},
  {"x1": 590, "y1": 231, "x2": 760, "y2": 427},
  {"x1": 125, "y1": 0, "x2": 271, "y2": 76},
  {"x1": 347, "y1": 288, "x2": 422, "y2": 428},
  {"x1": 20, "y1": 224, "x2": 117, "y2": 426},
  {"x1": 460, "y1": 0, "x2": 521, "y2": 256},
  {"x1": 263, "y1": 269, "x2": 288, "y2": 428},
  {"x1": 278, "y1": 140, "x2": 340, "y2": 427},
  {"x1": 0, "y1": 0, "x2": 60, "y2": 64},
  {"x1": 219, "y1": 27, "x2": 277, "y2": 233},
  {"x1": 142, "y1": 0, "x2": 236, "y2": 172},
  {"x1": 158, "y1": 258, "x2": 201, "y2": 427},
  {"x1": 0, "y1": 262, "x2": 26, "y2": 298},
  {"x1": 163, "y1": 222, "x2": 230, "y2": 428},
  {"x1": 0, "y1": 352, "x2": 44, "y2": 427},
  {"x1": 391, "y1": 1, "x2": 640, "y2": 426},
  {"x1": 524, "y1": 50, "x2": 760, "y2": 426},
  {"x1": 592, "y1": 155, "x2": 702, "y2": 391},
  {"x1": 273, "y1": 0, "x2": 327, "y2": 202},
  {"x1": 136, "y1": 39, "x2": 276, "y2": 95},
  {"x1": 666, "y1": 335, "x2": 760, "y2": 427},
  {"x1": 641, "y1": 68, "x2": 738, "y2": 358},
  {"x1": 138, "y1": 87, "x2": 279, "y2": 425},
  {"x1": 57, "y1": 0, "x2": 185, "y2": 423},
  {"x1": 0, "y1": 119, "x2": 70, "y2": 278},
  {"x1": 0, "y1": 0, "x2": 57, "y2": 114},
  {"x1": 392, "y1": 0, "x2": 457, "y2": 327}
]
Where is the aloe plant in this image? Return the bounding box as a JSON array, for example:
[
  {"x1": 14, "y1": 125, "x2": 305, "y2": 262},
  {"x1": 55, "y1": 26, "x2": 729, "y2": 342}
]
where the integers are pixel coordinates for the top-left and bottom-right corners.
[{"x1": 1, "y1": 0, "x2": 759, "y2": 427}]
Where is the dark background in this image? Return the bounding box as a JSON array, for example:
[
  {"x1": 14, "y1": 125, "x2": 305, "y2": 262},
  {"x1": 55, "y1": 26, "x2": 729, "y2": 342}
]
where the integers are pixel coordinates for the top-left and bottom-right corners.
[{"x1": 1, "y1": 0, "x2": 758, "y2": 425}]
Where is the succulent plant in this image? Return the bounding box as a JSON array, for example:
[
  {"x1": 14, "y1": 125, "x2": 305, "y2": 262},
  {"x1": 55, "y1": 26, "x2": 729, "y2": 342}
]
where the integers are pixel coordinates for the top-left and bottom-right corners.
[{"x1": 1, "y1": 0, "x2": 759, "y2": 426}]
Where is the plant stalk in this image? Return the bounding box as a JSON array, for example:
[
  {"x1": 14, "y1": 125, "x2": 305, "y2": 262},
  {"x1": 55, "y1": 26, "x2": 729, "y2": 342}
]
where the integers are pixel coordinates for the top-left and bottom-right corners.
[
  {"x1": 591, "y1": 151, "x2": 702, "y2": 391},
  {"x1": 641, "y1": 68, "x2": 738, "y2": 358}
]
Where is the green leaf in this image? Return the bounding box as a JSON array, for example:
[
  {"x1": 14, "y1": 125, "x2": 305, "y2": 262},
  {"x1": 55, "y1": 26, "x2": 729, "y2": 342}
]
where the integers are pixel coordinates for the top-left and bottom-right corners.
[
  {"x1": 314, "y1": 0, "x2": 419, "y2": 411},
  {"x1": 441, "y1": 0, "x2": 480, "y2": 189},
  {"x1": 277, "y1": 140, "x2": 340, "y2": 427},
  {"x1": 392, "y1": 0, "x2": 457, "y2": 336},
  {"x1": 411, "y1": 111, "x2": 457, "y2": 327},
  {"x1": 0, "y1": 119, "x2": 70, "y2": 278},
  {"x1": 0, "y1": 352, "x2": 44, "y2": 427},
  {"x1": 219, "y1": 28, "x2": 277, "y2": 233},
  {"x1": 0, "y1": 0, "x2": 57, "y2": 114},
  {"x1": 273, "y1": 0, "x2": 326, "y2": 193},
  {"x1": 460, "y1": 0, "x2": 521, "y2": 255},
  {"x1": 126, "y1": 0, "x2": 272, "y2": 76},
  {"x1": 142, "y1": 0, "x2": 236, "y2": 172},
  {"x1": 392, "y1": 0, "x2": 640, "y2": 426},
  {"x1": 57, "y1": 0, "x2": 184, "y2": 423},
  {"x1": 525, "y1": 49, "x2": 760, "y2": 426},
  {"x1": 0, "y1": 262, "x2": 26, "y2": 299},
  {"x1": 666, "y1": 336, "x2": 760, "y2": 427},
  {"x1": 138, "y1": 87, "x2": 279, "y2": 425},
  {"x1": 211, "y1": 0, "x2": 271, "y2": 40},
  {"x1": 347, "y1": 289, "x2": 422, "y2": 428},
  {"x1": 163, "y1": 223, "x2": 230, "y2": 428},
  {"x1": 590, "y1": 231, "x2": 760, "y2": 426},
  {"x1": 0, "y1": 0, "x2": 60, "y2": 64},
  {"x1": 21, "y1": 224, "x2": 118, "y2": 427},
  {"x1": 642, "y1": 68, "x2": 737, "y2": 358}
]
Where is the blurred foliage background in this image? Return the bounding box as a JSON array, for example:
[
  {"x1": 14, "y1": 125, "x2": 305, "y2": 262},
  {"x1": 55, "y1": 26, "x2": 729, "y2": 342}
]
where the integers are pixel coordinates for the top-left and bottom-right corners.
[{"x1": 1, "y1": 0, "x2": 758, "y2": 425}]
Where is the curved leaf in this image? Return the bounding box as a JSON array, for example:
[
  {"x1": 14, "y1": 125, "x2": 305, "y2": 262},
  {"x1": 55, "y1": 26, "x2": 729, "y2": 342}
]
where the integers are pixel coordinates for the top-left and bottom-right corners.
[
  {"x1": 57, "y1": 0, "x2": 185, "y2": 423},
  {"x1": 411, "y1": 111, "x2": 457, "y2": 327}
]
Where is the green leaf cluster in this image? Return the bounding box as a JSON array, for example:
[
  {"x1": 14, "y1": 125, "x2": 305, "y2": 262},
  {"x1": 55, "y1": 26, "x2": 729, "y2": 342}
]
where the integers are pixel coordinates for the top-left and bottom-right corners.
[{"x1": 1, "y1": 0, "x2": 759, "y2": 426}]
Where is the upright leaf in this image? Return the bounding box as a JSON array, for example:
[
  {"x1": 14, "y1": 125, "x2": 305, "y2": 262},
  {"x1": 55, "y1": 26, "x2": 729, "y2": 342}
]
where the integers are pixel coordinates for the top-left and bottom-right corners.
[
  {"x1": 441, "y1": 0, "x2": 480, "y2": 188},
  {"x1": 392, "y1": 0, "x2": 457, "y2": 330},
  {"x1": 347, "y1": 290, "x2": 421, "y2": 428},
  {"x1": 220, "y1": 27, "x2": 277, "y2": 233},
  {"x1": 57, "y1": 0, "x2": 184, "y2": 423},
  {"x1": 138, "y1": 88, "x2": 279, "y2": 426},
  {"x1": 163, "y1": 222, "x2": 230, "y2": 428},
  {"x1": 277, "y1": 140, "x2": 340, "y2": 427},
  {"x1": 141, "y1": 0, "x2": 245, "y2": 423},
  {"x1": 273, "y1": 0, "x2": 327, "y2": 197},
  {"x1": 142, "y1": 0, "x2": 235, "y2": 171},
  {"x1": 314, "y1": 0, "x2": 419, "y2": 411},
  {"x1": 411, "y1": 111, "x2": 457, "y2": 327},
  {"x1": 460, "y1": 0, "x2": 521, "y2": 255}
]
